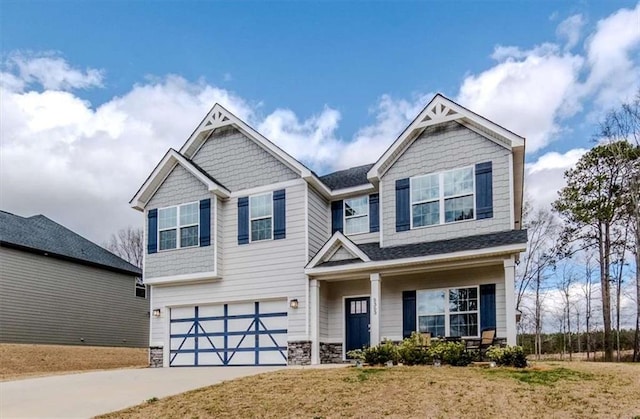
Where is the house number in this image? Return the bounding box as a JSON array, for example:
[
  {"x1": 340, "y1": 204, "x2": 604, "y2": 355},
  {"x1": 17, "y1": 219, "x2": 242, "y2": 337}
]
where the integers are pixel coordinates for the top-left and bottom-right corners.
[{"x1": 373, "y1": 298, "x2": 377, "y2": 315}]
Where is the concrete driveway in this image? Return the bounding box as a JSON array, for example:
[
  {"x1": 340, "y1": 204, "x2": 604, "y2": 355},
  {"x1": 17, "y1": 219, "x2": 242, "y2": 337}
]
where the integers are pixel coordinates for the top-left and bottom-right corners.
[{"x1": 0, "y1": 366, "x2": 284, "y2": 418}]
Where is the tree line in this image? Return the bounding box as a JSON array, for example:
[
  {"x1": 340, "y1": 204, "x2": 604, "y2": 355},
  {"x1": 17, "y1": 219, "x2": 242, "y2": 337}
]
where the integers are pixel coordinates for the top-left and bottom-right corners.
[{"x1": 517, "y1": 91, "x2": 640, "y2": 362}]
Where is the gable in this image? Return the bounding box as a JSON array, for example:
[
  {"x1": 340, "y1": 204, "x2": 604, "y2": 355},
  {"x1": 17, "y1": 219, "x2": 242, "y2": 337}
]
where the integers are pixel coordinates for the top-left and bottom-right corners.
[
  {"x1": 385, "y1": 121, "x2": 510, "y2": 180},
  {"x1": 191, "y1": 126, "x2": 299, "y2": 191},
  {"x1": 327, "y1": 245, "x2": 360, "y2": 262},
  {"x1": 147, "y1": 164, "x2": 210, "y2": 209},
  {"x1": 368, "y1": 94, "x2": 524, "y2": 182}
]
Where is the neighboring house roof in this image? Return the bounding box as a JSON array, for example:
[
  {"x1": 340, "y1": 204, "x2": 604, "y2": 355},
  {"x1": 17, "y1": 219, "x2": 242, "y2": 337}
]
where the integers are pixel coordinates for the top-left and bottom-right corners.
[
  {"x1": 319, "y1": 163, "x2": 375, "y2": 190},
  {"x1": 0, "y1": 210, "x2": 141, "y2": 276},
  {"x1": 311, "y1": 229, "x2": 528, "y2": 269}
]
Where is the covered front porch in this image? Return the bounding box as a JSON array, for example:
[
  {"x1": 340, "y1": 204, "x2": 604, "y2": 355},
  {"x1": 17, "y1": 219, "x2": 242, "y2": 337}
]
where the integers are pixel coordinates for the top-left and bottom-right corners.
[{"x1": 306, "y1": 257, "x2": 519, "y2": 365}]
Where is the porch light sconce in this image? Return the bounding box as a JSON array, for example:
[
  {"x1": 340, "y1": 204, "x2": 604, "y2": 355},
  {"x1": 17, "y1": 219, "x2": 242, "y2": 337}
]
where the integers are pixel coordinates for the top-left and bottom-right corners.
[
  {"x1": 289, "y1": 299, "x2": 299, "y2": 309},
  {"x1": 152, "y1": 309, "x2": 161, "y2": 317}
]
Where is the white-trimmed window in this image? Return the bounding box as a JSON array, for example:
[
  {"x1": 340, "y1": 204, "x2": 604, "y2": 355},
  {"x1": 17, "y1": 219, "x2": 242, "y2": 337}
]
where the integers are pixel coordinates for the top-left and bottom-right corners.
[
  {"x1": 158, "y1": 202, "x2": 199, "y2": 251},
  {"x1": 344, "y1": 196, "x2": 369, "y2": 235},
  {"x1": 411, "y1": 166, "x2": 474, "y2": 228},
  {"x1": 135, "y1": 277, "x2": 146, "y2": 299},
  {"x1": 250, "y1": 192, "x2": 273, "y2": 242},
  {"x1": 417, "y1": 286, "x2": 479, "y2": 337}
]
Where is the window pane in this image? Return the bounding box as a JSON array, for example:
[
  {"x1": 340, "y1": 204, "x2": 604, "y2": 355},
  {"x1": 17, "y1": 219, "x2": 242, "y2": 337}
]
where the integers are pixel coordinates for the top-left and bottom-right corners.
[
  {"x1": 250, "y1": 194, "x2": 272, "y2": 218},
  {"x1": 449, "y1": 313, "x2": 478, "y2": 337},
  {"x1": 158, "y1": 207, "x2": 177, "y2": 229},
  {"x1": 251, "y1": 218, "x2": 272, "y2": 241},
  {"x1": 411, "y1": 174, "x2": 439, "y2": 202},
  {"x1": 444, "y1": 195, "x2": 474, "y2": 223},
  {"x1": 412, "y1": 201, "x2": 439, "y2": 227},
  {"x1": 345, "y1": 196, "x2": 368, "y2": 217},
  {"x1": 345, "y1": 216, "x2": 369, "y2": 235},
  {"x1": 417, "y1": 290, "x2": 445, "y2": 315},
  {"x1": 180, "y1": 225, "x2": 199, "y2": 247},
  {"x1": 180, "y1": 203, "x2": 199, "y2": 225},
  {"x1": 443, "y1": 167, "x2": 474, "y2": 197},
  {"x1": 159, "y1": 229, "x2": 177, "y2": 250},
  {"x1": 418, "y1": 315, "x2": 445, "y2": 337},
  {"x1": 449, "y1": 287, "x2": 478, "y2": 312}
]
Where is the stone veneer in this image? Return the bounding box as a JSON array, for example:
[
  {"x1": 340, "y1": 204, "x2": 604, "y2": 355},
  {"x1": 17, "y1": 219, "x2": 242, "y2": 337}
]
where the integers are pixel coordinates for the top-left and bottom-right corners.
[
  {"x1": 288, "y1": 341, "x2": 311, "y2": 365},
  {"x1": 149, "y1": 346, "x2": 163, "y2": 368},
  {"x1": 320, "y1": 342, "x2": 343, "y2": 364}
]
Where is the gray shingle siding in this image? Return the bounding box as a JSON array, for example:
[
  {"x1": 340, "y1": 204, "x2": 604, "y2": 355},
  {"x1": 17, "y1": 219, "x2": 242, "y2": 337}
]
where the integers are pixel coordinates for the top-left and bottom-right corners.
[
  {"x1": 0, "y1": 247, "x2": 149, "y2": 347},
  {"x1": 191, "y1": 126, "x2": 299, "y2": 191},
  {"x1": 145, "y1": 164, "x2": 215, "y2": 279},
  {"x1": 381, "y1": 122, "x2": 512, "y2": 247}
]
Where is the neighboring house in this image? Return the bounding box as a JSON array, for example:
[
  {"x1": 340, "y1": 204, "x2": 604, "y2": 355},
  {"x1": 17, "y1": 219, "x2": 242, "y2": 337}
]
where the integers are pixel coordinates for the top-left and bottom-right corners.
[
  {"x1": 0, "y1": 211, "x2": 149, "y2": 347},
  {"x1": 131, "y1": 94, "x2": 527, "y2": 367}
]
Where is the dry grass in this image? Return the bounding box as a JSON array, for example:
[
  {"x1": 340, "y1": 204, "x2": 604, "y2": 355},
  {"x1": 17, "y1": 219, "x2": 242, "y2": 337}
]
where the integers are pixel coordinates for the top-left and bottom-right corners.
[
  {"x1": 100, "y1": 361, "x2": 640, "y2": 419},
  {"x1": 0, "y1": 343, "x2": 148, "y2": 381}
]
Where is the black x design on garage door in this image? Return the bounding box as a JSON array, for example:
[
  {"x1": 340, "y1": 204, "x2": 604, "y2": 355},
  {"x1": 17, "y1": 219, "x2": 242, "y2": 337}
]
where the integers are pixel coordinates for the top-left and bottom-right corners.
[{"x1": 169, "y1": 300, "x2": 288, "y2": 366}]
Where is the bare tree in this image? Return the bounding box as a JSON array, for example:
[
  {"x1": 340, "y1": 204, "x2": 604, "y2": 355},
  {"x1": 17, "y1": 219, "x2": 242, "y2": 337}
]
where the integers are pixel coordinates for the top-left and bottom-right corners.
[
  {"x1": 582, "y1": 252, "x2": 595, "y2": 360},
  {"x1": 105, "y1": 226, "x2": 144, "y2": 268},
  {"x1": 559, "y1": 264, "x2": 577, "y2": 361}
]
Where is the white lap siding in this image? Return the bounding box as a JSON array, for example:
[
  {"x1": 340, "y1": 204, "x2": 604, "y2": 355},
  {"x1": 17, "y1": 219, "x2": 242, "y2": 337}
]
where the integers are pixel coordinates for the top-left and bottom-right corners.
[{"x1": 150, "y1": 181, "x2": 308, "y2": 346}]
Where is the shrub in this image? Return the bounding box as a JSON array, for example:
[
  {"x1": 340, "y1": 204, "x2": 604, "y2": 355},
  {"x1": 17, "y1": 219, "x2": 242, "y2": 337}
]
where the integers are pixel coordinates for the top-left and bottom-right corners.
[
  {"x1": 362, "y1": 340, "x2": 399, "y2": 365},
  {"x1": 486, "y1": 345, "x2": 527, "y2": 368},
  {"x1": 398, "y1": 333, "x2": 431, "y2": 365},
  {"x1": 428, "y1": 340, "x2": 472, "y2": 366},
  {"x1": 346, "y1": 349, "x2": 365, "y2": 362}
]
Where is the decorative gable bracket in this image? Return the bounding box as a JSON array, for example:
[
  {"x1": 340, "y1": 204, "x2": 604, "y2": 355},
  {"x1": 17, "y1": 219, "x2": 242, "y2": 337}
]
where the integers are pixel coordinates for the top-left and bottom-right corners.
[{"x1": 306, "y1": 231, "x2": 371, "y2": 269}]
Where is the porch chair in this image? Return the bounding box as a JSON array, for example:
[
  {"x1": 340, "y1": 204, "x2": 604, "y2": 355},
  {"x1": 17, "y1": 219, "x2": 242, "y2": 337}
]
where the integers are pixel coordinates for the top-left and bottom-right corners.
[{"x1": 465, "y1": 328, "x2": 496, "y2": 360}]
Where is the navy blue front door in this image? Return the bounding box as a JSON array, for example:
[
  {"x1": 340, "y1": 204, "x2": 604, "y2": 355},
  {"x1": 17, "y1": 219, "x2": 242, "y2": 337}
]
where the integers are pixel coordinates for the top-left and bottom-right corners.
[{"x1": 345, "y1": 297, "x2": 370, "y2": 353}]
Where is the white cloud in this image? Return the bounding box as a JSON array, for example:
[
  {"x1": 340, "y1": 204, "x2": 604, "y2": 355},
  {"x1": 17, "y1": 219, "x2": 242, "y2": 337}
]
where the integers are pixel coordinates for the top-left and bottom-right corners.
[
  {"x1": 2, "y1": 51, "x2": 104, "y2": 91},
  {"x1": 458, "y1": 45, "x2": 584, "y2": 153},
  {"x1": 556, "y1": 14, "x2": 586, "y2": 51},
  {"x1": 584, "y1": 2, "x2": 640, "y2": 108},
  {"x1": 524, "y1": 148, "x2": 588, "y2": 211}
]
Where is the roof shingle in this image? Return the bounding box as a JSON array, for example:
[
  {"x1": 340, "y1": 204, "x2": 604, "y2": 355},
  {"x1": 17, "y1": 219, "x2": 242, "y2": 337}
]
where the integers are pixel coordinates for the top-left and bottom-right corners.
[
  {"x1": 317, "y1": 230, "x2": 527, "y2": 267},
  {"x1": 319, "y1": 163, "x2": 375, "y2": 190},
  {"x1": 0, "y1": 210, "x2": 141, "y2": 275}
]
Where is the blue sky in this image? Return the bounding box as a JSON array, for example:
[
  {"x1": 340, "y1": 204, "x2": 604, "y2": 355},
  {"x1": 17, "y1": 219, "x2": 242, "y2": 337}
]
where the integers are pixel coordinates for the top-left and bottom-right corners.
[{"x1": 1, "y1": 0, "x2": 639, "y2": 243}]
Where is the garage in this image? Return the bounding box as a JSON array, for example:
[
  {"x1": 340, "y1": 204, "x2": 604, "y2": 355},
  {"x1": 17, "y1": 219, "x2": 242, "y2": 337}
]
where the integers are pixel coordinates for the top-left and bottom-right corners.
[{"x1": 169, "y1": 300, "x2": 288, "y2": 366}]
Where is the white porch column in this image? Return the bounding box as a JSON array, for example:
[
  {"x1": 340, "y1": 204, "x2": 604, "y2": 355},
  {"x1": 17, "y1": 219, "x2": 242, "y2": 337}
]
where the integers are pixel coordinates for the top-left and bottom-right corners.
[
  {"x1": 370, "y1": 273, "x2": 381, "y2": 346},
  {"x1": 504, "y1": 258, "x2": 517, "y2": 346},
  {"x1": 310, "y1": 279, "x2": 320, "y2": 365}
]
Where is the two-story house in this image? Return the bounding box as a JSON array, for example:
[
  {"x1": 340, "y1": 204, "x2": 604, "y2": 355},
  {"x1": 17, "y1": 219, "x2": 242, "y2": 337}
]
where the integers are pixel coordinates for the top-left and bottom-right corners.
[{"x1": 131, "y1": 94, "x2": 527, "y2": 367}]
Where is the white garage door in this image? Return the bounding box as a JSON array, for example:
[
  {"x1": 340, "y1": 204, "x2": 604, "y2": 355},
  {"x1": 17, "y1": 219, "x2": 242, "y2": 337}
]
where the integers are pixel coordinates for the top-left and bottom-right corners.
[{"x1": 169, "y1": 300, "x2": 288, "y2": 366}]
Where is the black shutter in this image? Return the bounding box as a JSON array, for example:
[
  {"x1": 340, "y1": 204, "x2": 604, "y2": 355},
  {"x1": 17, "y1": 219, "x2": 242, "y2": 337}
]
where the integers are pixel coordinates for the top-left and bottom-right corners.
[
  {"x1": 199, "y1": 199, "x2": 211, "y2": 247},
  {"x1": 147, "y1": 209, "x2": 158, "y2": 254},
  {"x1": 402, "y1": 290, "x2": 417, "y2": 339},
  {"x1": 395, "y1": 178, "x2": 410, "y2": 232},
  {"x1": 331, "y1": 200, "x2": 343, "y2": 234},
  {"x1": 475, "y1": 162, "x2": 493, "y2": 219},
  {"x1": 273, "y1": 189, "x2": 286, "y2": 240},
  {"x1": 480, "y1": 284, "x2": 496, "y2": 330},
  {"x1": 237, "y1": 197, "x2": 249, "y2": 245},
  {"x1": 369, "y1": 193, "x2": 379, "y2": 233}
]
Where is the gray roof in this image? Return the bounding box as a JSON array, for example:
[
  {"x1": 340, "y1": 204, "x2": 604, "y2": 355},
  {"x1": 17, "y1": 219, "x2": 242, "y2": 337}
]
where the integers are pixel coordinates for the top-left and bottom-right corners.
[
  {"x1": 318, "y1": 230, "x2": 528, "y2": 267},
  {"x1": 319, "y1": 163, "x2": 375, "y2": 190},
  {"x1": 0, "y1": 211, "x2": 141, "y2": 275}
]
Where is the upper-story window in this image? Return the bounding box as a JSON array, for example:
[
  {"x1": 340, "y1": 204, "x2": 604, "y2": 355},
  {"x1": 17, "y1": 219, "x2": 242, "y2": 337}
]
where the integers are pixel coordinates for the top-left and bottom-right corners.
[
  {"x1": 344, "y1": 196, "x2": 369, "y2": 235},
  {"x1": 158, "y1": 202, "x2": 199, "y2": 251},
  {"x1": 250, "y1": 192, "x2": 273, "y2": 242},
  {"x1": 411, "y1": 166, "x2": 474, "y2": 228}
]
